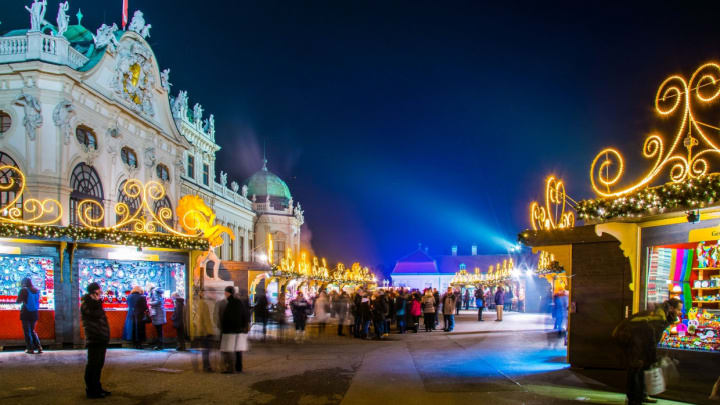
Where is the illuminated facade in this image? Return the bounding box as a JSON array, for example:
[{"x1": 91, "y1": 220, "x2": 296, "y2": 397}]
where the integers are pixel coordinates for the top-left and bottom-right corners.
[{"x1": 0, "y1": 3, "x2": 302, "y2": 262}]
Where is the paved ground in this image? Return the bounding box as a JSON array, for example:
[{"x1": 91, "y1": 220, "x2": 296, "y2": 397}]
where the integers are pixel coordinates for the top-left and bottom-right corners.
[{"x1": 0, "y1": 311, "x2": 710, "y2": 405}]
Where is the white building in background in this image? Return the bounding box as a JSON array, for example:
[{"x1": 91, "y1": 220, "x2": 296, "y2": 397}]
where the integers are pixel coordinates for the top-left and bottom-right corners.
[{"x1": 0, "y1": 2, "x2": 303, "y2": 261}]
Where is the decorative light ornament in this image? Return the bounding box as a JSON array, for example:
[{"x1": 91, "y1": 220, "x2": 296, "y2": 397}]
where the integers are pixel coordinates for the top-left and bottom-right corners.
[
  {"x1": 590, "y1": 62, "x2": 720, "y2": 197},
  {"x1": 0, "y1": 165, "x2": 63, "y2": 226},
  {"x1": 530, "y1": 176, "x2": 575, "y2": 230}
]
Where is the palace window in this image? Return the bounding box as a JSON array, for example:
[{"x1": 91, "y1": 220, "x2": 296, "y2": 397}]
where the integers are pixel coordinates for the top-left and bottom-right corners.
[
  {"x1": 156, "y1": 164, "x2": 170, "y2": 182},
  {"x1": 69, "y1": 163, "x2": 104, "y2": 226},
  {"x1": 0, "y1": 152, "x2": 22, "y2": 218},
  {"x1": 121, "y1": 147, "x2": 138, "y2": 168},
  {"x1": 0, "y1": 111, "x2": 11, "y2": 133},
  {"x1": 239, "y1": 235, "x2": 245, "y2": 261},
  {"x1": 273, "y1": 232, "x2": 286, "y2": 264},
  {"x1": 202, "y1": 164, "x2": 209, "y2": 186},
  {"x1": 75, "y1": 125, "x2": 98, "y2": 150},
  {"x1": 187, "y1": 155, "x2": 194, "y2": 179},
  {"x1": 116, "y1": 180, "x2": 141, "y2": 231}
]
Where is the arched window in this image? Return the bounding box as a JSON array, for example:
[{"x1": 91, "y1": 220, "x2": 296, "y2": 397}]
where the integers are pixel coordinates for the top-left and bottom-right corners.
[
  {"x1": 0, "y1": 111, "x2": 11, "y2": 133},
  {"x1": 69, "y1": 163, "x2": 104, "y2": 226},
  {"x1": 75, "y1": 125, "x2": 97, "y2": 149},
  {"x1": 460, "y1": 263, "x2": 466, "y2": 270},
  {"x1": 116, "y1": 180, "x2": 141, "y2": 231},
  {"x1": 0, "y1": 152, "x2": 21, "y2": 218},
  {"x1": 156, "y1": 164, "x2": 170, "y2": 182},
  {"x1": 121, "y1": 147, "x2": 138, "y2": 168},
  {"x1": 272, "y1": 232, "x2": 286, "y2": 264},
  {"x1": 153, "y1": 196, "x2": 173, "y2": 233}
]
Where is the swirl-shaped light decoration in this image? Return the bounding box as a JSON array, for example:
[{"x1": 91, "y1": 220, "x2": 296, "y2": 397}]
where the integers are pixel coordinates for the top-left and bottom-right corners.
[
  {"x1": 530, "y1": 176, "x2": 575, "y2": 230},
  {"x1": 0, "y1": 165, "x2": 62, "y2": 226},
  {"x1": 77, "y1": 180, "x2": 234, "y2": 248},
  {"x1": 591, "y1": 62, "x2": 720, "y2": 197}
]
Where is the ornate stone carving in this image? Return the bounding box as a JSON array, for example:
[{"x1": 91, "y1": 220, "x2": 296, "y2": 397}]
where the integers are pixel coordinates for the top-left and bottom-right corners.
[
  {"x1": 26, "y1": 0, "x2": 47, "y2": 32},
  {"x1": 144, "y1": 147, "x2": 156, "y2": 168},
  {"x1": 220, "y1": 171, "x2": 227, "y2": 187},
  {"x1": 93, "y1": 23, "x2": 119, "y2": 53},
  {"x1": 52, "y1": 99, "x2": 74, "y2": 144},
  {"x1": 252, "y1": 194, "x2": 256, "y2": 202},
  {"x1": 83, "y1": 145, "x2": 100, "y2": 165},
  {"x1": 106, "y1": 121, "x2": 120, "y2": 138},
  {"x1": 193, "y1": 103, "x2": 203, "y2": 129},
  {"x1": 174, "y1": 156, "x2": 184, "y2": 181},
  {"x1": 231, "y1": 181, "x2": 239, "y2": 193},
  {"x1": 112, "y1": 40, "x2": 155, "y2": 116},
  {"x1": 14, "y1": 92, "x2": 42, "y2": 141},
  {"x1": 160, "y1": 68, "x2": 171, "y2": 92},
  {"x1": 242, "y1": 185, "x2": 248, "y2": 198},
  {"x1": 172, "y1": 90, "x2": 188, "y2": 120},
  {"x1": 56, "y1": 1, "x2": 69, "y2": 37},
  {"x1": 128, "y1": 10, "x2": 151, "y2": 38},
  {"x1": 208, "y1": 114, "x2": 215, "y2": 137}
]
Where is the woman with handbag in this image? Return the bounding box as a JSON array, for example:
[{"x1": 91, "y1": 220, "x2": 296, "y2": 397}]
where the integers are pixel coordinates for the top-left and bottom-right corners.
[
  {"x1": 16, "y1": 277, "x2": 42, "y2": 354},
  {"x1": 122, "y1": 286, "x2": 147, "y2": 349}
]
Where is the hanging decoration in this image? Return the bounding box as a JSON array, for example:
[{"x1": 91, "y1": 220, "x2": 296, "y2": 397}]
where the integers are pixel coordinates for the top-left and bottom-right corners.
[
  {"x1": 269, "y1": 248, "x2": 375, "y2": 284},
  {"x1": 0, "y1": 165, "x2": 63, "y2": 226},
  {"x1": 590, "y1": 62, "x2": 720, "y2": 199},
  {"x1": 530, "y1": 176, "x2": 575, "y2": 230}
]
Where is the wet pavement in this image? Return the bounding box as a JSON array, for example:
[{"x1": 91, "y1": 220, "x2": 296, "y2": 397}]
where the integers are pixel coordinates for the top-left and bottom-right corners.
[{"x1": 0, "y1": 312, "x2": 703, "y2": 404}]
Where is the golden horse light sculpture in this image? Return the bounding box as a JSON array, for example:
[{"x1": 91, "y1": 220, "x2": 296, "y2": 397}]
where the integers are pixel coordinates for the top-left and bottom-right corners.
[
  {"x1": 590, "y1": 62, "x2": 720, "y2": 197},
  {"x1": 176, "y1": 195, "x2": 234, "y2": 247}
]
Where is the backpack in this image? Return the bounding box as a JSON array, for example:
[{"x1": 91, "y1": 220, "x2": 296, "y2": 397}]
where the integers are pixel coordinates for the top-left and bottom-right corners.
[
  {"x1": 24, "y1": 288, "x2": 40, "y2": 312},
  {"x1": 411, "y1": 300, "x2": 422, "y2": 316}
]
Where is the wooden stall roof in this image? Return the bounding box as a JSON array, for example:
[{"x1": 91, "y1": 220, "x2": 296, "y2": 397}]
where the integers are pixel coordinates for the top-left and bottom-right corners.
[{"x1": 518, "y1": 224, "x2": 619, "y2": 247}]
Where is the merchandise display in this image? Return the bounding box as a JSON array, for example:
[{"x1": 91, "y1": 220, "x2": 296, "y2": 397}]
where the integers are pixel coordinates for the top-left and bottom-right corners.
[
  {"x1": 651, "y1": 241, "x2": 720, "y2": 352},
  {"x1": 78, "y1": 258, "x2": 185, "y2": 310},
  {"x1": 0, "y1": 255, "x2": 54, "y2": 310}
]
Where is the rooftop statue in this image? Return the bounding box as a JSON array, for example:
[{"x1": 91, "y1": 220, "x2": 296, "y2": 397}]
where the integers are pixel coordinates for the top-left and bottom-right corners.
[
  {"x1": 128, "y1": 10, "x2": 151, "y2": 38},
  {"x1": 56, "y1": 2, "x2": 69, "y2": 37},
  {"x1": 93, "y1": 23, "x2": 119, "y2": 52},
  {"x1": 160, "y1": 68, "x2": 171, "y2": 92},
  {"x1": 193, "y1": 103, "x2": 203, "y2": 128},
  {"x1": 25, "y1": 0, "x2": 47, "y2": 32},
  {"x1": 172, "y1": 90, "x2": 188, "y2": 119},
  {"x1": 220, "y1": 171, "x2": 228, "y2": 187}
]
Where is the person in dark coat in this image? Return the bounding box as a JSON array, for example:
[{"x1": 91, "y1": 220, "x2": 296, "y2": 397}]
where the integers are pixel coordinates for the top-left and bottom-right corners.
[
  {"x1": 463, "y1": 290, "x2": 470, "y2": 311},
  {"x1": 371, "y1": 291, "x2": 388, "y2": 339},
  {"x1": 171, "y1": 293, "x2": 186, "y2": 351},
  {"x1": 453, "y1": 289, "x2": 461, "y2": 315},
  {"x1": 352, "y1": 288, "x2": 364, "y2": 338},
  {"x1": 16, "y1": 277, "x2": 42, "y2": 354},
  {"x1": 494, "y1": 286, "x2": 505, "y2": 321},
  {"x1": 432, "y1": 288, "x2": 440, "y2": 329},
  {"x1": 148, "y1": 287, "x2": 167, "y2": 350},
  {"x1": 220, "y1": 286, "x2": 250, "y2": 373},
  {"x1": 290, "y1": 291, "x2": 311, "y2": 342},
  {"x1": 253, "y1": 291, "x2": 269, "y2": 338},
  {"x1": 613, "y1": 298, "x2": 682, "y2": 405},
  {"x1": 358, "y1": 291, "x2": 372, "y2": 339},
  {"x1": 474, "y1": 288, "x2": 485, "y2": 321},
  {"x1": 395, "y1": 290, "x2": 407, "y2": 334},
  {"x1": 122, "y1": 286, "x2": 147, "y2": 349},
  {"x1": 81, "y1": 282, "x2": 111, "y2": 399}
]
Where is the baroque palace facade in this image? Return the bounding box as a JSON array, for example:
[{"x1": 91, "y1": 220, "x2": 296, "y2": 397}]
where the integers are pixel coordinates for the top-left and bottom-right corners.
[{"x1": 0, "y1": 3, "x2": 303, "y2": 263}]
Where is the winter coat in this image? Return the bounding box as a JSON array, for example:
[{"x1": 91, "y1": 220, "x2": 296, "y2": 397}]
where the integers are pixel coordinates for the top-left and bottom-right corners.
[
  {"x1": 474, "y1": 290, "x2": 484, "y2": 308},
  {"x1": 148, "y1": 290, "x2": 167, "y2": 326},
  {"x1": 171, "y1": 297, "x2": 185, "y2": 329},
  {"x1": 81, "y1": 294, "x2": 110, "y2": 346},
  {"x1": 221, "y1": 295, "x2": 251, "y2": 334},
  {"x1": 254, "y1": 294, "x2": 269, "y2": 321},
  {"x1": 422, "y1": 295, "x2": 436, "y2": 314},
  {"x1": 410, "y1": 298, "x2": 422, "y2": 317},
  {"x1": 122, "y1": 292, "x2": 148, "y2": 341},
  {"x1": 358, "y1": 296, "x2": 372, "y2": 321},
  {"x1": 291, "y1": 297, "x2": 311, "y2": 322},
  {"x1": 494, "y1": 289, "x2": 504, "y2": 305},
  {"x1": 612, "y1": 307, "x2": 670, "y2": 368},
  {"x1": 195, "y1": 297, "x2": 215, "y2": 337},
  {"x1": 16, "y1": 286, "x2": 40, "y2": 322},
  {"x1": 441, "y1": 293, "x2": 456, "y2": 315},
  {"x1": 432, "y1": 292, "x2": 440, "y2": 310},
  {"x1": 395, "y1": 296, "x2": 407, "y2": 317},
  {"x1": 372, "y1": 296, "x2": 388, "y2": 321},
  {"x1": 334, "y1": 295, "x2": 350, "y2": 320},
  {"x1": 314, "y1": 295, "x2": 330, "y2": 322}
]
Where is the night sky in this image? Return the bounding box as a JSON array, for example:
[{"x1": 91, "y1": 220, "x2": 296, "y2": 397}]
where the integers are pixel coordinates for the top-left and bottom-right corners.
[{"x1": 4, "y1": 1, "x2": 720, "y2": 276}]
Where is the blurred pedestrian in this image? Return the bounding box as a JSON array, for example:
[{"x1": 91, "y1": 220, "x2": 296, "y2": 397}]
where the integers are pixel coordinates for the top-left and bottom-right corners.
[
  {"x1": 612, "y1": 298, "x2": 682, "y2": 405},
  {"x1": 441, "y1": 287, "x2": 457, "y2": 332},
  {"x1": 148, "y1": 287, "x2": 167, "y2": 350},
  {"x1": 422, "y1": 289, "x2": 436, "y2": 332},
  {"x1": 454, "y1": 289, "x2": 461, "y2": 315},
  {"x1": 474, "y1": 288, "x2": 484, "y2": 321},
  {"x1": 194, "y1": 290, "x2": 215, "y2": 372},
  {"x1": 395, "y1": 290, "x2": 407, "y2": 334},
  {"x1": 432, "y1": 288, "x2": 440, "y2": 328},
  {"x1": 314, "y1": 290, "x2": 330, "y2": 336},
  {"x1": 495, "y1": 286, "x2": 504, "y2": 321},
  {"x1": 291, "y1": 291, "x2": 311, "y2": 342},
  {"x1": 553, "y1": 290, "x2": 569, "y2": 335},
  {"x1": 463, "y1": 290, "x2": 470, "y2": 311},
  {"x1": 16, "y1": 277, "x2": 42, "y2": 354},
  {"x1": 81, "y1": 282, "x2": 111, "y2": 399},
  {"x1": 122, "y1": 286, "x2": 147, "y2": 349},
  {"x1": 335, "y1": 290, "x2": 350, "y2": 336},
  {"x1": 220, "y1": 286, "x2": 250, "y2": 373},
  {"x1": 371, "y1": 290, "x2": 388, "y2": 339},
  {"x1": 254, "y1": 290, "x2": 269, "y2": 339},
  {"x1": 171, "y1": 292, "x2": 186, "y2": 351}
]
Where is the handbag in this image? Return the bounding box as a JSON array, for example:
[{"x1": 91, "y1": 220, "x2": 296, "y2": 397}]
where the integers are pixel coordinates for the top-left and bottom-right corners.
[
  {"x1": 644, "y1": 366, "x2": 666, "y2": 396},
  {"x1": 659, "y1": 356, "x2": 679, "y2": 384}
]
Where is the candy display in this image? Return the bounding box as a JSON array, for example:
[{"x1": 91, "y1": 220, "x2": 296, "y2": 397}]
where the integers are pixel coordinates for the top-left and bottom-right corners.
[
  {"x1": 660, "y1": 309, "x2": 720, "y2": 352},
  {"x1": 78, "y1": 258, "x2": 185, "y2": 310},
  {"x1": 0, "y1": 255, "x2": 55, "y2": 310}
]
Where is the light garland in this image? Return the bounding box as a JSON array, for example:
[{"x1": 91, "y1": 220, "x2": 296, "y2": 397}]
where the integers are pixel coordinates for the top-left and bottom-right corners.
[
  {"x1": 530, "y1": 176, "x2": 575, "y2": 230},
  {"x1": 272, "y1": 249, "x2": 375, "y2": 284},
  {"x1": 0, "y1": 165, "x2": 62, "y2": 226},
  {"x1": 589, "y1": 62, "x2": 720, "y2": 198}
]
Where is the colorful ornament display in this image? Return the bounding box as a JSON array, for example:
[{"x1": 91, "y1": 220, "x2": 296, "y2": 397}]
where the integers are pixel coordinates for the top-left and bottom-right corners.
[{"x1": 0, "y1": 255, "x2": 54, "y2": 309}]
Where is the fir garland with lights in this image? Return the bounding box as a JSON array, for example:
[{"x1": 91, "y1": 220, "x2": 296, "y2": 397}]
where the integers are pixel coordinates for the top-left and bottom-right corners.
[
  {"x1": 577, "y1": 174, "x2": 720, "y2": 222},
  {"x1": 0, "y1": 223, "x2": 209, "y2": 250},
  {"x1": 268, "y1": 264, "x2": 375, "y2": 285}
]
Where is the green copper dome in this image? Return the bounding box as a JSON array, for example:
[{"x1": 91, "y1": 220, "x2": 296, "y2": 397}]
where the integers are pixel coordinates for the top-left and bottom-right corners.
[{"x1": 244, "y1": 160, "x2": 292, "y2": 200}]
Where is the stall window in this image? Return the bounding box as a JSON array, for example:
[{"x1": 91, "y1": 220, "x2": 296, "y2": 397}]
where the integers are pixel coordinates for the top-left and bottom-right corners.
[
  {"x1": 156, "y1": 164, "x2": 170, "y2": 182},
  {"x1": 0, "y1": 255, "x2": 55, "y2": 309},
  {"x1": 121, "y1": 147, "x2": 138, "y2": 168},
  {"x1": 69, "y1": 163, "x2": 104, "y2": 226},
  {"x1": 116, "y1": 180, "x2": 141, "y2": 230},
  {"x1": 75, "y1": 125, "x2": 98, "y2": 150},
  {"x1": 0, "y1": 151, "x2": 22, "y2": 218},
  {"x1": 153, "y1": 196, "x2": 173, "y2": 232},
  {"x1": 202, "y1": 164, "x2": 209, "y2": 186},
  {"x1": 0, "y1": 111, "x2": 11, "y2": 133},
  {"x1": 186, "y1": 155, "x2": 194, "y2": 179}
]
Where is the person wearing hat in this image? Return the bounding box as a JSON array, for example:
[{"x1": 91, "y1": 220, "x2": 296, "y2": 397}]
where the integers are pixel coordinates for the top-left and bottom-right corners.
[{"x1": 81, "y1": 282, "x2": 111, "y2": 399}]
